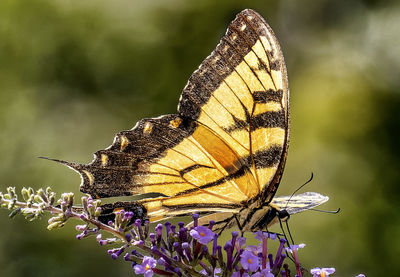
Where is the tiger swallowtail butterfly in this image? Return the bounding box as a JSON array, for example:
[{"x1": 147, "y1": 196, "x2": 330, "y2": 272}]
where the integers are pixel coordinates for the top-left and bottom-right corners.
[{"x1": 48, "y1": 9, "x2": 328, "y2": 232}]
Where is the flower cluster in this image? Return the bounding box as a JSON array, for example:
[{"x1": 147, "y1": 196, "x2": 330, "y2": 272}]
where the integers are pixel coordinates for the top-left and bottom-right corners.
[
  {"x1": 0, "y1": 187, "x2": 56, "y2": 222},
  {"x1": 0, "y1": 186, "x2": 365, "y2": 277},
  {"x1": 115, "y1": 213, "x2": 326, "y2": 277}
]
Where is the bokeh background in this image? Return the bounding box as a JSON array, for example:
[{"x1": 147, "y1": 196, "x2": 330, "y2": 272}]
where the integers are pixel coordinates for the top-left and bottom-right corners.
[{"x1": 0, "y1": 0, "x2": 399, "y2": 276}]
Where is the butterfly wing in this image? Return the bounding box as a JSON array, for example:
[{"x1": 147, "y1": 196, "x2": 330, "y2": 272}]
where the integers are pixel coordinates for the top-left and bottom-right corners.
[
  {"x1": 270, "y1": 192, "x2": 329, "y2": 215},
  {"x1": 178, "y1": 9, "x2": 290, "y2": 205},
  {"x1": 60, "y1": 9, "x2": 289, "y2": 222}
]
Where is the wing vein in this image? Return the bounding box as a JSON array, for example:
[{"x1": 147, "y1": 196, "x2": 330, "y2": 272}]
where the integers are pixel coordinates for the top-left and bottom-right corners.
[
  {"x1": 182, "y1": 83, "x2": 249, "y2": 153},
  {"x1": 242, "y1": 14, "x2": 279, "y2": 92}
]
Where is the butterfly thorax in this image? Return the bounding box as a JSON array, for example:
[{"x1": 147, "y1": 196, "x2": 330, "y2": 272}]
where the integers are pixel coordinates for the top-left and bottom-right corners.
[
  {"x1": 237, "y1": 200, "x2": 278, "y2": 232},
  {"x1": 206, "y1": 200, "x2": 278, "y2": 233}
]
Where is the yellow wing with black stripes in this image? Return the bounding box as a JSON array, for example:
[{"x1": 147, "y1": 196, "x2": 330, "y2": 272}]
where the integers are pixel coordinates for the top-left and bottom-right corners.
[{"x1": 58, "y1": 9, "x2": 289, "y2": 223}]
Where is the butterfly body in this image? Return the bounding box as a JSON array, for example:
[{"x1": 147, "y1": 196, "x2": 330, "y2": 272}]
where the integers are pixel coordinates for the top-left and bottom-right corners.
[{"x1": 54, "y1": 9, "x2": 328, "y2": 231}]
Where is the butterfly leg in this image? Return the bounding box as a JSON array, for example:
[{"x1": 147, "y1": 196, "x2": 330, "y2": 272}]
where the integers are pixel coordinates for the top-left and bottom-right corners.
[
  {"x1": 217, "y1": 220, "x2": 232, "y2": 236},
  {"x1": 277, "y1": 214, "x2": 300, "y2": 265},
  {"x1": 234, "y1": 215, "x2": 245, "y2": 237},
  {"x1": 277, "y1": 214, "x2": 290, "y2": 244},
  {"x1": 279, "y1": 216, "x2": 307, "y2": 275},
  {"x1": 285, "y1": 220, "x2": 295, "y2": 245},
  {"x1": 276, "y1": 209, "x2": 294, "y2": 245}
]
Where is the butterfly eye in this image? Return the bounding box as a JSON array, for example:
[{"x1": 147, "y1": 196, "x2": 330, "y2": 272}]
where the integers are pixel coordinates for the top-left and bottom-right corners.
[{"x1": 278, "y1": 209, "x2": 290, "y2": 221}]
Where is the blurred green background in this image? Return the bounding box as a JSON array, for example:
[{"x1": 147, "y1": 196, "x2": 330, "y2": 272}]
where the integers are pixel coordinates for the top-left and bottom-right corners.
[{"x1": 0, "y1": 0, "x2": 399, "y2": 276}]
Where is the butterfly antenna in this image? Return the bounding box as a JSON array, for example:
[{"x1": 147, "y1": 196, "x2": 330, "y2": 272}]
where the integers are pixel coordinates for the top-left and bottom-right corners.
[{"x1": 284, "y1": 172, "x2": 314, "y2": 210}]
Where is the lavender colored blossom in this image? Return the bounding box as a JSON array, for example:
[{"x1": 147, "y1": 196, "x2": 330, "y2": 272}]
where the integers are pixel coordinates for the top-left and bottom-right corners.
[
  {"x1": 310, "y1": 267, "x2": 336, "y2": 277},
  {"x1": 236, "y1": 236, "x2": 247, "y2": 248},
  {"x1": 240, "y1": 250, "x2": 260, "y2": 272},
  {"x1": 229, "y1": 235, "x2": 247, "y2": 251},
  {"x1": 232, "y1": 273, "x2": 250, "y2": 277},
  {"x1": 254, "y1": 231, "x2": 277, "y2": 241},
  {"x1": 285, "y1": 243, "x2": 305, "y2": 276},
  {"x1": 189, "y1": 225, "x2": 215, "y2": 245},
  {"x1": 285, "y1": 243, "x2": 306, "y2": 253},
  {"x1": 0, "y1": 188, "x2": 358, "y2": 277},
  {"x1": 192, "y1": 213, "x2": 199, "y2": 227},
  {"x1": 224, "y1": 241, "x2": 234, "y2": 270},
  {"x1": 252, "y1": 268, "x2": 274, "y2": 277},
  {"x1": 134, "y1": 256, "x2": 157, "y2": 277},
  {"x1": 200, "y1": 267, "x2": 221, "y2": 276},
  {"x1": 245, "y1": 244, "x2": 263, "y2": 255}
]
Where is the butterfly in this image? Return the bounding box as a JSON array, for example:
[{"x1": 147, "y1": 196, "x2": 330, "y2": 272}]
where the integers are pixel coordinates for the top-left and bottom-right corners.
[{"x1": 50, "y1": 9, "x2": 328, "y2": 232}]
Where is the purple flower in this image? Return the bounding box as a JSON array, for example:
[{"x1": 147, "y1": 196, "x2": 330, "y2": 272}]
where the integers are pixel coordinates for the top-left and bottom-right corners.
[
  {"x1": 232, "y1": 273, "x2": 250, "y2": 277},
  {"x1": 245, "y1": 244, "x2": 262, "y2": 255},
  {"x1": 212, "y1": 233, "x2": 219, "y2": 255},
  {"x1": 310, "y1": 267, "x2": 336, "y2": 277},
  {"x1": 285, "y1": 243, "x2": 306, "y2": 253},
  {"x1": 285, "y1": 243, "x2": 305, "y2": 276},
  {"x1": 229, "y1": 236, "x2": 247, "y2": 251},
  {"x1": 189, "y1": 225, "x2": 215, "y2": 245},
  {"x1": 251, "y1": 268, "x2": 274, "y2": 277},
  {"x1": 254, "y1": 231, "x2": 277, "y2": 241},
  {"x1": 355, "y1": 275, "x2": 365, "y2": 277},
  {"x1": 134, "y1": 256, "x2": 156, "y2": 277},
  {"x1": 192, "y1": 213, "x2": 199, "y2": 227},
  {"x1": 236, "y1": 236, "x2": 247, "y2": 247},
  {"x1": 224, "y1": 241, "x2": 234, "y2": 270},
  {"x1": 240, "y1": 250, "x2": 260, "y2": 272},
  {"x1": 200, "y1": 267, "x2": 221, "y2": 276}
]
